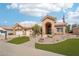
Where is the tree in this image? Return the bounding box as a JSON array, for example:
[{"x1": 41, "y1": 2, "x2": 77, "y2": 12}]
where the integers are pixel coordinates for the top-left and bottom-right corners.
[
  {"x1": 66, "y1": 24, "x2": 71, "y2": 33},
  {"x1": 32, "y1": 24, "x2": 42, "y2": 37}
]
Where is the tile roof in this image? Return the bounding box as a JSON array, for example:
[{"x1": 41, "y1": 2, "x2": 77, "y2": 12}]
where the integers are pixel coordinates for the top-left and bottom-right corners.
[
  {"x1": 0, "y1": 27, "x2": 6, "y2": 31},
  {"x1": 18, "y1": 23, "x2": 34, "y2": 28},
  {"x1": 1, "y1": 26, "x2": 13, "y2": 30},
  {"x1": 55, "y1": 22, "x2": 66, "y2": 26},
  {"x1": 17, "y1": 22, "x2": 42, "y2": 29}
]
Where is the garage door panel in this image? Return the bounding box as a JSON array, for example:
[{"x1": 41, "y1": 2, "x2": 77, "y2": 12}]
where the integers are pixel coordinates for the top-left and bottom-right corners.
[{"x1": 16, "y1": 31, "x2": 23, "y2": 35}]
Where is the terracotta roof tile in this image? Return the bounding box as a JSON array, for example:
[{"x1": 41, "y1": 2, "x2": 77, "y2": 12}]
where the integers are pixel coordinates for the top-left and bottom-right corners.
[
  {"x1": 55, "y1": 22, "x2": 66, "y2": 26},
  {"x1": 1, "y1": 26, "x2": 13, "y2": 30},
  {"x1": 0, "y1": 27, "x2": 6, "y2": 31}
]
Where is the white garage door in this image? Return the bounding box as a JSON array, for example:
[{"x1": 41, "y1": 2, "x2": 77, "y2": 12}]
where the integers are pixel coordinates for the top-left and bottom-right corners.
[
  {"x1": 16, "y1": 31, "x2": 23, "y2": 35},
  {"x1": 26, "y1": 30, "x2": 31, "y2": 36}
]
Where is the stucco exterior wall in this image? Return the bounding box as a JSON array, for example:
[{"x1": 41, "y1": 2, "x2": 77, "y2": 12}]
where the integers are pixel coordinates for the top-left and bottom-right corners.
[{"x1": 26, "y1": 29, "x2": 33, "y2": 36}]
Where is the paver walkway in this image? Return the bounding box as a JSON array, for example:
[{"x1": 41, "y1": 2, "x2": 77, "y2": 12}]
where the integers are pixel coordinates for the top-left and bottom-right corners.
[{"x1": 0, "y1": 38, "x2": 63, "y2": 56}]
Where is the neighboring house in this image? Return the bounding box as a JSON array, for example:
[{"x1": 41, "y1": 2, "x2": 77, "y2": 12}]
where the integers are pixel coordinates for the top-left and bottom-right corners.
[
  {"x1": 0, "y1": 27, "x2": 6, "y2": 31},
  {"x1": 1, "y1": 26, "x2": 13, "y2": 35},
  {"x1": 0, "y1": 27, "x2": 7, "y2": 39},
  {"x1": 73, "y1": 27, "x2": 79, "y2": 35},
  {"x1": 42, "y1": 16, "x2": 66, "y2": 37},
  {"x1": 0, "y1": 27, "x2": 6, "y2": 35},
  {"x1": 13, "y1": 23, "x2": 33, "y2": 36}
]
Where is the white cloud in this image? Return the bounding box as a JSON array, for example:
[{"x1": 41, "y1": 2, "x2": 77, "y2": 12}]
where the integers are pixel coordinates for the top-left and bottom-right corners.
[
  {"x1": 57, "y1": 19, "x2": 63, "y2": 22},
  {"x1": 7, "y1": 3, "x2": 18, "y2": 9},
  {"x1": 57, "y1": 3, "x2": 73, "y2": 9},
  {"x1": 56, "y1": 3, "x2": 73, "y2": 12},
  {"x1": 20, "y1": 21, "x2": 38, "y2": 24},
  {"x1": 6, "y1": 3, "x2": 73, "y2": 17},
  {"x1": 66, "y1": 8, "x2": 79, "y2": 24}
]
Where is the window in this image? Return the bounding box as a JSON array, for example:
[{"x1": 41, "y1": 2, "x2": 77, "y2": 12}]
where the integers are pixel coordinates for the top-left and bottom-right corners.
[{"x1": 57, "y1": 28, "x2": 63, "y2": 32}]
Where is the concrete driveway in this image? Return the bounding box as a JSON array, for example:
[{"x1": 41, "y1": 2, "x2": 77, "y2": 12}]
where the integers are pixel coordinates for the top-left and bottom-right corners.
[{"x1": 0, "y1": 38, "x2": 63, "y2": 56}]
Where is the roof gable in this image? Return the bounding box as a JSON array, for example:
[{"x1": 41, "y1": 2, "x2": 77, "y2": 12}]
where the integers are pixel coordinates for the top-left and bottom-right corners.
[
  {"x1": 13, "y1": 23, "x2": 33, "y2": 30},
  {"x1": 13, "y1": 23, "x2": 24, "y2": 29},
  {"x1": 42, "y1": 15, "x2": 56, "y2": 22}
]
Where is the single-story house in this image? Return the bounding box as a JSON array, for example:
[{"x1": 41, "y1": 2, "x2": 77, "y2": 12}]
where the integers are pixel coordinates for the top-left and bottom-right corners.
[
  {"x1": 73, "y1": 27, "x2": 79, "y2": 35},
  {"x1": 13, "y1": 16, "x2": 66, "y2": 37},
  {"x1": 0, "y1": 27, "x2": 7, "y2": 39}
]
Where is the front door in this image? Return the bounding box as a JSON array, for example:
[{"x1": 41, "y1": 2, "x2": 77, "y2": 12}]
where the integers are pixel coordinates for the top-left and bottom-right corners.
[{"x1": 46, "y1": 22, "x2": 52, "y2": 34}]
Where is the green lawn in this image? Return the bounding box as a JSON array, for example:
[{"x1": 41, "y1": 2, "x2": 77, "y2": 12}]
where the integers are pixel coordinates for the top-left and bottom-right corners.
[
  {"x1": 8, "y1": 36, "x2": 30, "y2": 44},
  {"x1": 35, "y1": 38, "x2": 79, "y2": 56}
]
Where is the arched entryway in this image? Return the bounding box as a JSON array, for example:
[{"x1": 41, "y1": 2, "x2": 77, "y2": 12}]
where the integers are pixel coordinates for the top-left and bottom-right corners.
[{"x1": 45, "y1": 22, "x2": 52, "y2": 34}]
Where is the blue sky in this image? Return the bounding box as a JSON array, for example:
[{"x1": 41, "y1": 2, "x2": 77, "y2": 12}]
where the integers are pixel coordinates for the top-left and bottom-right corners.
[{"x1": 0, "y1": 3, "x2": 79, "y2": 26}]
